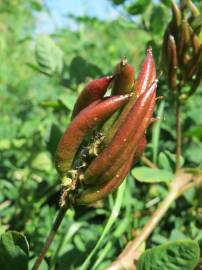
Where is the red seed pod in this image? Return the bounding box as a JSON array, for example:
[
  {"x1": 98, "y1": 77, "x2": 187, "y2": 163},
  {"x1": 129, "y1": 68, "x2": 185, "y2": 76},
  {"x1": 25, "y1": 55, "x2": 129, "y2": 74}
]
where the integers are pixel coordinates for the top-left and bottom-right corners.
[
  {"x1": 93, "y1": 87, "x2": 155, "y2": 186},
  {"x1": 72, "y1": 76, "x2": 114, "y2": 118},
  {"x1": 103, "y1": 48, "x2": 156, "y2": 146},
  {"x1": 167, "y1": 35, "x2": 178, "y2": 91},
  {"x1": 112, "y1": 58, "x2": 135, "y2": 95},
  {"x1": 132, "y1": 135, "x2": 146, "y2": 164},
  {"x1": 76, "y1": 154, "x2": 134, "y2": 205},
  {"x1": 135, "y1": 47, "x2": 156, "y2": 97},
  {"x1": 83, "y1": 82, "x2": 157, "y2": 185},
  {"x1": 55, "y1": 95, "x2": 129, "y2": 177}
]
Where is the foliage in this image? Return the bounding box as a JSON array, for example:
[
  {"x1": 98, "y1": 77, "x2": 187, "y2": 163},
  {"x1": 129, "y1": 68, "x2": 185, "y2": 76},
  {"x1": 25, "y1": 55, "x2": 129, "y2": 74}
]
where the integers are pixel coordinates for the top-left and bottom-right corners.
[{"x1": 0, "y1": 1, "x2": 202, "y2": 270}]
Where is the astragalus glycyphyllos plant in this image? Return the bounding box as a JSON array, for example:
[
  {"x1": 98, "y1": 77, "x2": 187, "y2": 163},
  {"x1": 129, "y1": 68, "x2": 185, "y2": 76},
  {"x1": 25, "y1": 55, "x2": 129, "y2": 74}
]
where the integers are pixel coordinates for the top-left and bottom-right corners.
[{"x1": 32, "y1": 48, "x2": 158, "y2": 270}]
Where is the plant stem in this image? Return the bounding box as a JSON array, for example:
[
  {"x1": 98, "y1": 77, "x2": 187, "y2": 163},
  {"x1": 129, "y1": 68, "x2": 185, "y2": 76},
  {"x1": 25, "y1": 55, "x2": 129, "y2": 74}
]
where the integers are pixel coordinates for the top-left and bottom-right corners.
[
  {"x1": 176, "y1": 99, "x2": 182, "y2": 172},
  {"x1": 141, "y1": 156, "x2": 157, "y2": 169},
  {"x1": 32, "y1": 204, "x2": 69, "y2": 270},
  {"x1": 105, "y1": 173, "x2": 197, "y2": 270}
]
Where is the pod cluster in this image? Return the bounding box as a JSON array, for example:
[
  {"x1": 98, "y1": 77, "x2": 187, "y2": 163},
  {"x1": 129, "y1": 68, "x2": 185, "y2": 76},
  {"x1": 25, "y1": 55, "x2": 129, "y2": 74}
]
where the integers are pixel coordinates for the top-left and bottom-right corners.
[
  {"x1": 162, "y1": 0, "x2": 202, "y2": 99},
  {"x1": 55, "y1": 48, "x2": 157, "y2": 206}
]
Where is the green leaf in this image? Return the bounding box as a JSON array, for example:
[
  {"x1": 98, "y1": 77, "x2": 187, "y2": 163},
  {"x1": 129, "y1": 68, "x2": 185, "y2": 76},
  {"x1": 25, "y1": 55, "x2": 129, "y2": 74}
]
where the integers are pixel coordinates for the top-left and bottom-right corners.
[
  {"x1": 150, "y1": 5, "x2": 168, "y2": 35},
  {"x1": 69, "y1": 56, "x2": 101, "y2": 84},
  {"x1": 137, "y1": 240, "x2": 200, "y2": 270},
  {"x1": 158, "y1": 152, "x2": 172, "y2": 172},
  {"x1": 111, "y1": 0, "x2": 125, "y2": 5},
  {"x1": 35, "y1": 35, "x2": 64, "y2": 76},
  {"x1": 0, "y1": 231, "x2": 29, "y2": 270},
  {"x1": 59, "y1": 92, "x2": 77, "y2": 111},
  {"x1": 31, "y1": 152, "x2": 52, "y2": 172},
  {"x1": 164, "y1": 150, "x2": 184, "y2": 167},
  {"x1": 127, "y1": 0, "x2": 150, "y2": 15},
  {"x1": 152, "y1": 100, "x2": 165, "y2": 163},
  {"x1": 131, "y1": 167, "x2": 174, "y2": 183}
]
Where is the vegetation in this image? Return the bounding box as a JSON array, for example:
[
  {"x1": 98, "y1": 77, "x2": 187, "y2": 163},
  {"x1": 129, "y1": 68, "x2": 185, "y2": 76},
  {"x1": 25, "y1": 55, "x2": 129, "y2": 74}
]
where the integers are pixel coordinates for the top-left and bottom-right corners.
[{"x1": 0, "y1": 1, "x2": 202, "y2": 270}]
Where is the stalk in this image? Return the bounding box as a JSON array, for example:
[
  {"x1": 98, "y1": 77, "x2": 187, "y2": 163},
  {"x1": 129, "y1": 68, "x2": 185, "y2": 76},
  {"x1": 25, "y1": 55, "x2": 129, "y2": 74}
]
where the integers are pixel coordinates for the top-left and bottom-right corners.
[
  {"x1": 32, "y1": 204, "x2": 69, "y2": 270},
  {"x1": 176, "y1": 98, "x2": 182, "y2": 171},
  {"x1": 105, "y1": 173, "x2": 202, "y2": 270}
]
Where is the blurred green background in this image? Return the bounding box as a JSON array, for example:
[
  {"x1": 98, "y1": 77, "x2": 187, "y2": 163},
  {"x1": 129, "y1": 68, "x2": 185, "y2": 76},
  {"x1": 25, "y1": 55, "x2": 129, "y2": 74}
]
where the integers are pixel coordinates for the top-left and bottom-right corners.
[{"x1": 0, "y1": 1, "x2": 202, "y2": 269}]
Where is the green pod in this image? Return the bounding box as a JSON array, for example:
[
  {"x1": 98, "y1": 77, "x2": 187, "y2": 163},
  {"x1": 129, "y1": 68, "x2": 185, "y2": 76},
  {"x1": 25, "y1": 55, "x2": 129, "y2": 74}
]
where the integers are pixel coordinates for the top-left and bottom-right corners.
[
  {"x1": 111, "y1": 58, "x2": 135, "y2": 95},
  {"x1": 55, "y1": 95, "x2": 129, "y2": 178}
]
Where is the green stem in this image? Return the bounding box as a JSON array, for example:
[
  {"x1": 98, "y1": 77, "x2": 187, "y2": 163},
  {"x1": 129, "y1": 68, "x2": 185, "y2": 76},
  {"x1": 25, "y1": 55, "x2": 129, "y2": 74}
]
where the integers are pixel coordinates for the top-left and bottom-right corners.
[
  {"x1": 32, "y1": 204, "x2": 69, "y2": 270},
  {"x1": 176, "y1": 98, "x2": 182, "y2": 172},
  {"x1": 79, "y1": 180, "x2": 126, "y2": 270},
  {"x1": 105, "y1": 173, "x2": 196, "y2": 270}
]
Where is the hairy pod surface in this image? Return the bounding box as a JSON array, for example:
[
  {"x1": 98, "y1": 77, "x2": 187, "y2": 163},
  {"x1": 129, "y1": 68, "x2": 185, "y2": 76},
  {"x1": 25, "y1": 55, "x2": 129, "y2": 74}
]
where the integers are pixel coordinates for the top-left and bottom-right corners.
[
  {"x1": 112, "y1": 58, "x2": 135, "y2": 95},
  {"x1": 83, "y1": 82, "x2": 157, "y2": 185},
  {"x1": 55, "y1": 95, "x2": 129, "y2": 177},
  {"x1": 76, "y1": 154, "x2": 134, "y2": 205},
  {"x1": 71, "y1": 76, "x2": 114, "y2": 118}
]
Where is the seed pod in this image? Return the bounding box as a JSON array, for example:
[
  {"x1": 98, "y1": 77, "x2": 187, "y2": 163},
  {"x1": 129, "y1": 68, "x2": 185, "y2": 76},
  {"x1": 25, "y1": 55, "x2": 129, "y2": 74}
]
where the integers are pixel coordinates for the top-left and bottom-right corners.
[
  {"x1": 133, "y1": 135, "x2": 146, "y2": 164},
  {"x1": 55, "y1": 95, "x2": 129, "y2": 178},
  {"x1": 187, "y1": 61, "x2": 202, "y2": 98},
  {"x1": 83, "y1": 82, "x2": 157, "y2": 185},
  {"x1": 103, "y1": 48, "x2": 156, "y2": 146},
  {"x1": 189, "y1": 1, "x2": 200, "y2": 18},
  {"x1": 111, "y1": 58, "x2": 135, "y2": 95},
  {"x1": 71, "y1": 76, "x2": 114, "y2": 118},
  {"x1": 93, "y1": 89, "x2": 155, "y2": 186},
  {"x1": 76, "y1": 154, "x2": 133, "y2": 205},
  {"x1": 99, "y1": 60, "x2": 135, "y2": 142},
  {"x1": 162, "y1": 25, "x2": 171, "y2": 68},
  {"x1": 178, "y1": 20, "x2": 191, "y2": 65},
  {"x1": 185, "y1": 47, "x2": 202, "y2": 80},
  {"x1": 167, "y1": 35, "x2": 178, "y2": 92},
  {"x1": 171, "y1": 0, "x2": 182, "y2": 28},
  {"x1": 192, "y1": 34, "x2": 201, "y2": 55},
  {"x1": 135, "y1": 47, "x2": 156, "y2": 97},
  {"x1": 180, "y1": 0, "x2": 189, "y2": 11}
]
